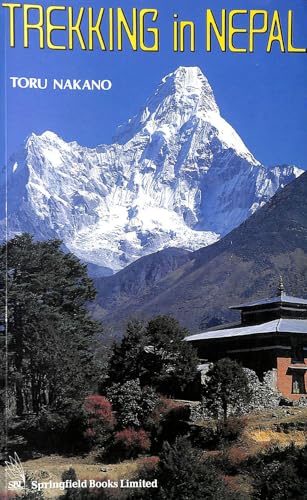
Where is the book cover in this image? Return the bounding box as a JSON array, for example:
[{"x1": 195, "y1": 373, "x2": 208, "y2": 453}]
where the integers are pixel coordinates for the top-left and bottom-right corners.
[{"x1": 1, "y1": 0, "x2": 307, "y2": 498}]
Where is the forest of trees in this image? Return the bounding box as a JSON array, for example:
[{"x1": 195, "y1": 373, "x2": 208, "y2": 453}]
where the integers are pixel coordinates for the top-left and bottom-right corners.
[{"x1": 0, "y1": 234, "x2": 201, "y2": 453}]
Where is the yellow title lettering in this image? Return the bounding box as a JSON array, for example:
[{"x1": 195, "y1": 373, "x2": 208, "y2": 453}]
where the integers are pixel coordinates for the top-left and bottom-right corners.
[
  {"x1": 206, "y1": 9, "x2": 226, "y2": 52},
  {"x1": 249, "y1": 10, "x2": 268, "y2": 52},
  {"x1": 24, "y1": 4, "x2": 44, "y2": 48},
  {"x1": 139, "y1": 9, "x2": 159, "y2": 52},
  {"x1": 229, "y1": 10, "x2": 248, "y2": 53},
  {"x1": 46, "y1": 6, "x2": 66, "y2": 50},
  {"x1": 267, "y1": 11, "x2": 285, "y2": 52},
  {"x1": 287, "y1": 10, "x2": 306, "y2": 53},
  {"x1": 68, "y1": 6, "x2": 85, "y2": 50},
  {"x1": 117, "y1": 7, "x2": 137, "y2": 51},
  {"x1": 2, "y1": 3, "x2": 21, "y2": 47}
]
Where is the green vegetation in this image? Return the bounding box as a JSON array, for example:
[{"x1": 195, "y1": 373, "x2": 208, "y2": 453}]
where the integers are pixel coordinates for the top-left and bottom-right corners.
[
  {"x1": 250, "y1": 444, "x2": 307, "y2": 499},
  {"x1": 203, "y1": 358, "x2": 252, "y2": 423},
  {"x1": 1, "y1": 234, "x2": 199, "y2": 458},
  {"x1": 83, "y1": 395, "x2": 115, "y2": 449},
  {"x1": 106, "y1": 379, "x2": 158, "y2": 429},
  {"x1": 1, "y1": 234, "x2": 103, "y2": 452},
  {"x1": 2, "y1": 234, "x2": 307, "y2": 499},
  {"x1": 148, "y1": 436, "x2": 237, "y2": 500},
  {"x1": 107, "y1": 316, "x2": 199, "y2": 397}
]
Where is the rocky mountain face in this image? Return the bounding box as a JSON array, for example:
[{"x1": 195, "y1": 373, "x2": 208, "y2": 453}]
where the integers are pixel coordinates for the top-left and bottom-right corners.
[
  {"x1": 93, "y1": 172, "x2": 307, "y2": 334},
  {"x1": 1, "y1": 66, "x2": 302, "y2": 273},
  {"x1": 93, "y1": 247, "x2": 192, "y2": 320}
]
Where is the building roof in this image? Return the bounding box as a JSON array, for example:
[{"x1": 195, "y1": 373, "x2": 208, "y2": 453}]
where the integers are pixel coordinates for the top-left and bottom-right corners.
[
  {"x1": 230, "y1": 294, "x2": 307, "y2": 310},
  {"x1": 185, "y1": 319, "x2": 307, "y2": 342}
]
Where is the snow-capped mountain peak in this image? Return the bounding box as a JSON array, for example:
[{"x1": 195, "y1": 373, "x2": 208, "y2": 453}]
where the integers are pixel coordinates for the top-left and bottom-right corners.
[
  {"x1": 114, "y1": 66, "x2": 219, "y2": 143},
  {"x1": 1, "y1": 66, "x2": 303, "y2": 273},
  {"x1": 115, "y1": 66, "x2": 258, "y2": 165}
]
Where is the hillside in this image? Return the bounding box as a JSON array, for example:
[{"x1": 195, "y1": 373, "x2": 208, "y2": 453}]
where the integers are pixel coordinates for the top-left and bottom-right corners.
[
  {"x1": 2, "y1": 407, "x2": 307, "y2": 499},
  {"x1": 93, "y1": 171, "x2": 307, "y2": 333},
  {"x1": 93, "y1": 247, "x2": 192, "y2": 318}
]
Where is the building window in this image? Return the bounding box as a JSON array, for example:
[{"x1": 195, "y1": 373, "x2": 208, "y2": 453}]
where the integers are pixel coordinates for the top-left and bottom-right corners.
[
  {"x1": 292, "y1": 371, "x2": 306, "y2": 394},
  {"x1": 292, "y1": 344, "x2": 304, "y2": 364}
]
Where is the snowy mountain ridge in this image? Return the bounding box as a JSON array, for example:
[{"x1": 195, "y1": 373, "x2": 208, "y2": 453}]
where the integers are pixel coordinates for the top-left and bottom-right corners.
[{"x1": 1, "y1": 66, "x2": 303, "y2": 273}]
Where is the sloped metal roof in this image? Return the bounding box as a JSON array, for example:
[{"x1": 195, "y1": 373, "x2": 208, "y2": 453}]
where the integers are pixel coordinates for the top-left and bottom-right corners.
[
  {"x1": 230, "y1": 294, "x2": 307, "y2": 310},
  {"x1": 185, "y1": 319, "x2": 307, "y2": 342}
]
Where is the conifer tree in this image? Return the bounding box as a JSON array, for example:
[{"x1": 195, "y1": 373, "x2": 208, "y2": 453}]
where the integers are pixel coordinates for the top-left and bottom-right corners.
[
  {"x1": 203, "y1": 358, "x2": 252, "y2": 423},
  {"x1": 107, "y1": 316, "x2": 198, "y2": 397},
  {"x1": 107, "y1": 319, "x2": 147, "y2": 384},
  {"x1": 143, "y1": 315, "x2": 199, "y2": 395},
  {"x1": 1, "y1": 234, "x2": 101, "y2": 418}
]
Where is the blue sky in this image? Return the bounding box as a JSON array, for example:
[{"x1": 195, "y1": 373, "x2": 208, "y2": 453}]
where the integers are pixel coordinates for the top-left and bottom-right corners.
[{"x1": 2, "y1": 0, "x2": 307, "y2": 168}]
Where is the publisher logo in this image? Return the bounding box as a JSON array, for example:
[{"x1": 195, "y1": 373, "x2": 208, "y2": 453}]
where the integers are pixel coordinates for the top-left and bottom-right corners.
[{"x1": 5, "y1": 453, "x2": 26, "y2": 490}]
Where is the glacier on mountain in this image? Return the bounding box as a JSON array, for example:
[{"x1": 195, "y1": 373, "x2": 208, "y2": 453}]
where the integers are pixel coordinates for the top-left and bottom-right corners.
[{"x1": 1, "y1": 66, "x2": 303, "y2": 272}]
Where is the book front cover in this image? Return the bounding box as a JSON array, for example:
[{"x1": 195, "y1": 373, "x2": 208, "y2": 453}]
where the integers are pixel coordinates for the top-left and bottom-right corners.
[{"x1": 1, "y1": 0, "x2": 307, "y2": 498}]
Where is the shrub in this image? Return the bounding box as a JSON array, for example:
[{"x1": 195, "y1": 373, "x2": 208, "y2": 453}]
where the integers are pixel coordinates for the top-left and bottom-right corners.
[
  {"x1": 106, "y1": 380, "x2": 158, "y2": 429},
  {"x1": 84, "y1": 395, "x2": 114, "y2": 421},
  {"x1": 191, "y1": 416, "x2": 247, "y2": 455},
  {"x1": 113, "y1": 428, "x2": 151, "y2": 458},
  {"x1": 62, "y1": 467, "x2": 77, "y2": 483},
  {"x1": 139, "y1": 456, "x2": 160, "y2": 471},
  {"x1": 190, "y1": 424, "x2": 221, "y2": 450},
  {"x1": 253, "y1": 461, "x2": 303, "y2": 499},
  {"x1": 156, "y1": 405, "x2": 190, "y2": 448},
  {"x1": 149, "y1": 398, "x2": 191, "y2": 452},
  {"x1": 222, "y1": 416, "x2": 248, "y2": 442},
  {"x1": 248, "y1": 444, "x2": 307, "y2": 499},
  {"x1": 24, "y1": 399, "x2": 85, "y2": 452},
  {"x1": 83, "y1": 395, "x2": 115, "y2": 448},
  {"x1": 150, "y1": 397, "x2": 180, "y2": 421},
  {"x1": 143, "y1": 437, "x2": 239, "y2": 499},
  {"x1": 227, "y1": 446, "x2": 249, "y2": 466},
  {"x1": 131, "y1": 456, "x2": 160, "y2": 494}
]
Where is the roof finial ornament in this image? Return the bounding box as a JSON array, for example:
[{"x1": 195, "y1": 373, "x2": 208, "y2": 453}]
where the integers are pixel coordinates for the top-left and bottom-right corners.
[{"x1": 278, "y1": 275, "x2": 285, "y2": 296}]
